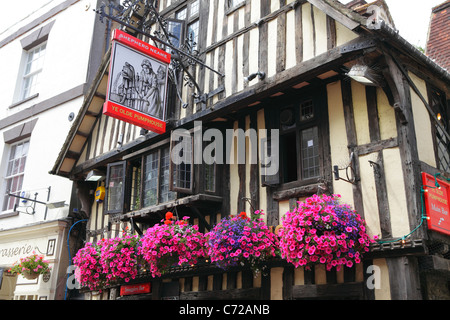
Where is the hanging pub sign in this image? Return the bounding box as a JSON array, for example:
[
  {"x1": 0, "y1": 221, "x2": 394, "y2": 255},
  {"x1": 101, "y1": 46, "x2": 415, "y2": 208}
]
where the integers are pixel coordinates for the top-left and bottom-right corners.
[
  {"x1": 422, "y1": 172, "x2": 450, "y2": 236},
  {"x1": 103, "y1": 29, "x2": 171, "y2": 134}
]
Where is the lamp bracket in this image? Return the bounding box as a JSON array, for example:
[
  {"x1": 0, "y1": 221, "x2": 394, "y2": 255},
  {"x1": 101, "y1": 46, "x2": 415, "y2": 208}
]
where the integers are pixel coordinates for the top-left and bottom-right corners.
[
  {"x1": 333, "y1": 152, "x2": 359, "y2": 185},
  {"x1": 95, "y1": 0, "x2": 224, "y2": 109}
]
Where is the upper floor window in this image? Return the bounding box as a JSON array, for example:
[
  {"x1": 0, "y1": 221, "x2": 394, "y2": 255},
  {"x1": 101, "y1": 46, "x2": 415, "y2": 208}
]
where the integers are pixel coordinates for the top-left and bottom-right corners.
[
  {"x1": 229, "y1": 0, "x2": 245, "y2": 8},
  {"x1": 263, "y1": 89, "x2": 327, "y2": 187},
  {"x1": 20, "y1": 42, "x2": 46, "y2": 101},
  {"x1": 142, "y1": 146, "x2": 176, "y2": 207},
  {"x1": 13, "y1": 21, "x2": 53, "y2": 104},
  {"x1": 2, "y1": 140, "x2": 29, "y2": 212},
  {"x1": 429, "y1": 86, "x2": 450, "y2": 173},
  {"x1": 104, "y1": 132, "x2": 220, "y2": 215},
  {"x1": 174, "y1": 0, "x2": 199, "y2": 53}
]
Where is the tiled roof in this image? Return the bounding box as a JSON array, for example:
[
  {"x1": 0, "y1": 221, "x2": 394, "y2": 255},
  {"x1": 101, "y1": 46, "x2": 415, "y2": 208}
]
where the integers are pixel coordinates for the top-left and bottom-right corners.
[{"x1": 426, "y1": 0, "x2": 450, "y2": 71}]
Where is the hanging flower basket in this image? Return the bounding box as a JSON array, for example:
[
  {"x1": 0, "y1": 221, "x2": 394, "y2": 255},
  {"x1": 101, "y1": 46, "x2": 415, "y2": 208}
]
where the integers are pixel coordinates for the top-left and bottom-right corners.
[
  {"x1": 205, "y1": 210, "x2": 279, "y2": 274},
  {"x1": 22, "y1": 270, "x2": 40, "y2": 280},
  {"x1": 73, "y1": 242, "x2": 106, "y2": 291},
  {"x1": 278, "y1": 194, "x2": 376, "y2": 271},
  {"x1": 98, "y1": 232, "x2": 141, "y2": 284},
  {"x1": 138, "y1": 213, "x2": 208, "y2": 278},
  {"x1": 9, "y1": 252, "x2": 51, "y2": 280}
]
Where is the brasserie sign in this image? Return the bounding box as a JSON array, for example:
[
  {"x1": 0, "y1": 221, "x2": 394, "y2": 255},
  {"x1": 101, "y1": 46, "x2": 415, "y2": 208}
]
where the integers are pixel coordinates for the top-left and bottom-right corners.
[{"x1": 103, "y1": 29, "x2": 171, "y2": 134}]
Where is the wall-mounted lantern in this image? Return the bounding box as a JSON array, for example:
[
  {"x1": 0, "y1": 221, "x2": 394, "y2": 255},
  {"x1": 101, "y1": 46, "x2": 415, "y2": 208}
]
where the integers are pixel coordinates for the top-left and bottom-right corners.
[
  {"x1": 85, "y1": 169, "x2": 105, "y2": 182},
  {"x1": 346, "y1": 64, "x2": 383, "y2": 87}
]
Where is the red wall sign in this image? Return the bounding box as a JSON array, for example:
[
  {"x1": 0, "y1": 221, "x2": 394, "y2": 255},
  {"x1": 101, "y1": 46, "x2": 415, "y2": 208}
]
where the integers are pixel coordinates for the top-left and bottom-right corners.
[
  {"x1": 120, "y1": 283, "x2": 151, "y2": 296},
  {"x1": 422, "y1": 172, "x2": 450, "y2": 236},
  {"x1": 103, "y1": 29, "x2": 171, "y2": 134}
]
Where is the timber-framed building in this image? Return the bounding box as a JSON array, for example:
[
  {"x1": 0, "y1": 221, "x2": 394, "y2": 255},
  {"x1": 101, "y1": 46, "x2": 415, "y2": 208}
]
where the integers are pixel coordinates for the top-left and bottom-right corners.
[{"x1": 52, "y1": 0, "x2": 450, "y2": 300}]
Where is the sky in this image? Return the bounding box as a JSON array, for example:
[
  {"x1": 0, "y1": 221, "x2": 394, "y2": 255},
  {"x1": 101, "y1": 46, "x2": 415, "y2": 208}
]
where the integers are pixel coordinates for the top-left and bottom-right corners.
[
  {"x1": 0, "y1": 0, "x2": 62, "y2": 36},
  {"x1": 341, "y1": 0, "x2": 445, "y2": 48},
  {"x1": 0, "y1": 0, "x2": 447, "y2": 48}
]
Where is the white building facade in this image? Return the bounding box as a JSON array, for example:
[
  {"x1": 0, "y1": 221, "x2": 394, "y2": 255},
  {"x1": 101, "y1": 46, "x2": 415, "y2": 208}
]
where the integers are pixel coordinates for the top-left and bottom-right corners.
[{"x1": 0, "y1": 0, "x2": 109, "y2": 300}]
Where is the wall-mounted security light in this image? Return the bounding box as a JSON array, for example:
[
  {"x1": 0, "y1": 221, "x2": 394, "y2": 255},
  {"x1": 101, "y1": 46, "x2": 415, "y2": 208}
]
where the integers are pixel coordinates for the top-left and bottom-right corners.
[
  {"x1": 85, "y1": 169, "x2": 105, "y2": 182},
  {"x1": 346, "y1": 64, "x2": 383, "y2": 87}
]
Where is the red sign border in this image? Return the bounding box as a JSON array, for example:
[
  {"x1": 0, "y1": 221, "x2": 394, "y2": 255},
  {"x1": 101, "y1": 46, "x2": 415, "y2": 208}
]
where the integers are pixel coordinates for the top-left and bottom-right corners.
[
  {"x1": 104, "y1": 30, "x2": 171, "y2": 134},
  {"x1": 112, "y1": 29, "x2": 171, "y2": 64},
  {"x1": 421, "y1": 172, "x2": 450, "y2": 236},
  {"x1": 103, "y1": 101, "x2": 166, "y2": 134}
]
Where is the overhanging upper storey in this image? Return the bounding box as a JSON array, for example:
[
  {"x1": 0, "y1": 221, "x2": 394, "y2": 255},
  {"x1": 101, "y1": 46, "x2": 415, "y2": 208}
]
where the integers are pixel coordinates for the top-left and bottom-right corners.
[{"x1": 50, "y1": 0, "x2": 450, "y2": 180}]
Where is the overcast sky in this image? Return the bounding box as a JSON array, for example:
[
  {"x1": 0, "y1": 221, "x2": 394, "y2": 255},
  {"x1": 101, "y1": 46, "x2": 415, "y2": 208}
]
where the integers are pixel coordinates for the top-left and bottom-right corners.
[
  {"x1": 0, "y1": 0, "x2": 60, "y2": 36},
  {"x1": 342, "y1": 0, "x2": 444, "y2": 48},
  {"x1": 1, "y1": 0, "x2": 446, "y2": 48}
]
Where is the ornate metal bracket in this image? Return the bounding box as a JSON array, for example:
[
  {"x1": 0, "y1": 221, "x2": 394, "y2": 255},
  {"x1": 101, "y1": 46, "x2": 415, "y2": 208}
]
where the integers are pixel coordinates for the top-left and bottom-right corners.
[{"x1": 95, "y1": 0, "x2": 224, "y2": 108}]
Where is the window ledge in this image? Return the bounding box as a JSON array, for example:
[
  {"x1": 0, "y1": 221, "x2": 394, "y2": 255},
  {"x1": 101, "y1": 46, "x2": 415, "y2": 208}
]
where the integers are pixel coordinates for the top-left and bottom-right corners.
[
  {"x1": 9, "y1": 93, "x2": 39, "y2": 109},
  {"x1": 0, "y1": 210, "x2": 19, "y2": 219},
  {"x1": 272, "y1": 182, "x2": 328, "y2": 201},
  {"x1": 225, "y1": 1, "x2": 246, "y2": 16},
  {"x1": 121, "y1": 193, "x2": 223, "y2": 221}
]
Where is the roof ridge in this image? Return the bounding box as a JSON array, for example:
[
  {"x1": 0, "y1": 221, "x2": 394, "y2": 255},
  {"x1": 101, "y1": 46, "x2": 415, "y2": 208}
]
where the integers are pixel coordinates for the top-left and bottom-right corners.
[{"x1": 432, "y1": 0, "x2": 450, "y2": 13}]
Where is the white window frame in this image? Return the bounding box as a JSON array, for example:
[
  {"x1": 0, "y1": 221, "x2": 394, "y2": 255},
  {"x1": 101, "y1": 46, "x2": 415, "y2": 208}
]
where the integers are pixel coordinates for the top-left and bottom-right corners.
[
  {"x1": 2, "y1": 140, "x2": 30, "y2": 213},
  {"x1": 20, "y1": 42, "x2": 46, "y2": 101}
]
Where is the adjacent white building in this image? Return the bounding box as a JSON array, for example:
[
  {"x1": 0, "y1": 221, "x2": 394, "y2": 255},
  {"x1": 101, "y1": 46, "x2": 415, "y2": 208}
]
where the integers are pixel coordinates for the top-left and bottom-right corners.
[{"x1": 0, "y1": 0, "x2": 109, "y2": 300}]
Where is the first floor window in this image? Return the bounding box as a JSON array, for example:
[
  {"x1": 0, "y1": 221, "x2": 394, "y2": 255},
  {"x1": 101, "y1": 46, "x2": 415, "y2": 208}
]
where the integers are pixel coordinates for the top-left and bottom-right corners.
[
  {"x1": 104, "y1": 133, "x2": 220, "y2": 215},
  {"x1": 105, "y1": 161, "x2": 126, "y2": 214},
  {"x1": 142, "y1": 147, "x2": 176, "y2": 207},
  {"x1": 105, "y1": 146, "x2": 177, "y2": 214},
  {"x1": 3, "y1": 141, "x2": 29, "y2": 211},
  {"x1": 279, "y1": 100, "x2": 321, "y2": 184},
  {"x1": 263, "y1": 91, "x2": 326, "y2": 187},
  {"x1": 301, "y1": 126, "x2": 320, "y2": 179}
]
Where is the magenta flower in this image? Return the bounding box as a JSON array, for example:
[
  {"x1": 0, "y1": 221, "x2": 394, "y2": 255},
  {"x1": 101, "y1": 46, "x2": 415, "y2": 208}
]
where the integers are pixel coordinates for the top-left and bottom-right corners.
[
  {"x1": 278, "y1": 194, "x2": 376, "y2": 271},
  {"x1": 139, "y1": 216, "x2": 207, "y2": 278}
]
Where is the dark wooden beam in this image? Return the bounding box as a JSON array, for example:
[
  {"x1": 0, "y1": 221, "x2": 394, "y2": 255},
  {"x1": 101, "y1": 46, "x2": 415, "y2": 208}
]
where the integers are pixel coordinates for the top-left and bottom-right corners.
[
  {"x1": 180, "y1": 287, "x2": 261, "y2": 300},
  {"x1": 292, "y1": 282, "x2": 364, "y2": 299}
]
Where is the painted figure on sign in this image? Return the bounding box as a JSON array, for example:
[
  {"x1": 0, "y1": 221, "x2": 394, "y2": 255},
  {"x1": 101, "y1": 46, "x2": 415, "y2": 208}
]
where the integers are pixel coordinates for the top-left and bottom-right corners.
[
  {"x1": 113, "y1": 62, "x2": 135, "y2": 108},
  {"x1": 138, "y1": 59, "x2": 162, "y2": 119}
]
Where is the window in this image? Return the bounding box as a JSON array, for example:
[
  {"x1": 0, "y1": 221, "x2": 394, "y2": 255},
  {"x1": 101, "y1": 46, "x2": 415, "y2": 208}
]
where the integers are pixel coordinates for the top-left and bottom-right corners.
[
  {"x1": 204, "y1": 163, "x2": 216, "y2": 192},
  {"x1": 263, "y1": 92, "x2": 325, "y2": 187},
  {"x1": 105, "y1": 161, "x2": 126, "y2": 214},
  {"x1": 170, "y1": 130, "x2": 194, "y2": 193},
  {"x1": 105, "y1": 146, "x2": 177, "y2": 214},
  {"x1": 20, "y1": 42, "x2": 46, "y2": 100},
  {"x1": 187, "y1": 20, "x2": 199, "y2": 53},
  {"x1": 170, "y1": 128, "x2": 221, "y2": 194},
  {"x1": 229, "y1": 0, "x2": 245, "y2": 9},
  {"x1": 166, "y1": 19, "x2": 185, "y2": 50},
  {"x1": 104, "y1": 132, "x2": 220, "y2": 215},
  {"x1": 142, "y1": 147, "x2": 176, "y2": 207},
  {"x1": 2, "y1": 141, "x2": 29, "y2": 212},
  {"x1": 174, "y1": 0, "x2": 200, "y2": 53},
  {"x1": 280, "y1": 99, "x2": 320, "y2": 184},
  {"x1": 429, "y1": 87, "x2": 450, "y2": 173}
]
